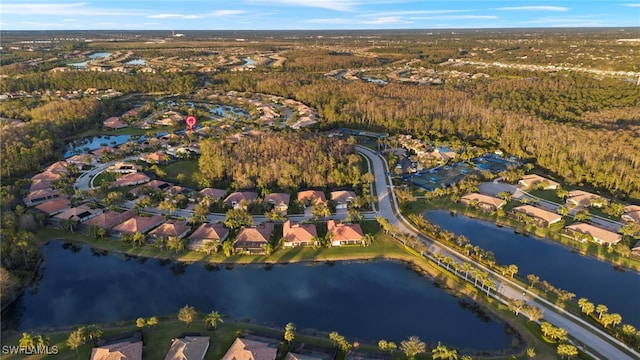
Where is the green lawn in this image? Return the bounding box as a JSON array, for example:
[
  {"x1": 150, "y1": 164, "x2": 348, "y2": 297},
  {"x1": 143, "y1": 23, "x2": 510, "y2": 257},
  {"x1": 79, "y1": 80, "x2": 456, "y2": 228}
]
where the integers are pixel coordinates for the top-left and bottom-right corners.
[{"x1": 158, "y1": 159, "x2": 203, "y2": 188}]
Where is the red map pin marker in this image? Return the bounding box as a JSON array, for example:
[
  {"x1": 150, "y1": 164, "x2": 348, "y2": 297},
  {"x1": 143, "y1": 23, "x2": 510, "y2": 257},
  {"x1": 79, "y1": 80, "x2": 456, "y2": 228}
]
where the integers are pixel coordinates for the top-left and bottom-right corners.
[{"x1": 185, "y1": 115, "x2": 197, "y2": 131}]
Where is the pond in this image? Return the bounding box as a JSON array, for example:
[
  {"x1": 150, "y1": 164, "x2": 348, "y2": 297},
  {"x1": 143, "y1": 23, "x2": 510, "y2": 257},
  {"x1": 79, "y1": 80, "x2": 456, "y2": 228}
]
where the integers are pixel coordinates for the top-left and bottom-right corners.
[
  {"x1": 88, "y1": 52, "x2": 111, "y2": 59},
  {"x1": 424, "y1": 210, "x2": 640, "y2": 327},
  {"x1": 3, "y1": 242, "x2": 515, "y2": 352},
  {"x1": 208, "y1": 104, "x2": 251, "y2": 120},
  {"x1": 64, "y1": 135, "x2": 135, "y2": 157},
  {"x1": 126, "y1": 59, "x2": 147, "y2": 65}
]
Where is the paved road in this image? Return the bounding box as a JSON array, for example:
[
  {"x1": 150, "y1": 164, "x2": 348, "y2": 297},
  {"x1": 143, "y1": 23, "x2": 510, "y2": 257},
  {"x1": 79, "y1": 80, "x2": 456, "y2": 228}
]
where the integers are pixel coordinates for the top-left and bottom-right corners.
[{"x1": 356, "y1": 145, "x2": 637, "y2": 360}]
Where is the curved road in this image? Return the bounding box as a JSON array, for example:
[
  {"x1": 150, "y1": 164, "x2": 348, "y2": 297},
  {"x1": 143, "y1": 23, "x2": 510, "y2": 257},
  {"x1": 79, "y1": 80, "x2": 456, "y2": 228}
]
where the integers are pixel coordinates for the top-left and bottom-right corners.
[{"x1": 356, "y1": 145, "x2": 637, "y2": 360}]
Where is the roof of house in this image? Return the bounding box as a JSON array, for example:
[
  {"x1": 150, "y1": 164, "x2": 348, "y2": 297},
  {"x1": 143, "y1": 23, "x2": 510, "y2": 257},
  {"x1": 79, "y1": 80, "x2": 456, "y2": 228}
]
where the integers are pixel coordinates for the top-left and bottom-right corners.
[
  {"x1": 113, "y1": 215, "x2": 164, "y2": 234},
  {"x1": 30, "y1": 179, "x2": 53, "y2": 192},
  {"x1": 84, "y1": 209, "x2": 137, "y2": 229},
  {"x1": 264, "y1": 193, "x2": 290, "y2": 207},
  {"x1": 297, "y1": 190, "x2": 326, "y2": 204},
  {"x1": 512, "y1": 205, "x2": 562, "y2": 224},
  {"x1": 519, "y1": 174, "x2": 560, "y2": 188},
  {"x1": 140, "y1": 151, "x2": 167, "y2": 163},
  {"x1": 53, "y1": 205, "x2": 100, "y2": 221},
  {"x1": 23, "y1": 189, "x2": 60, "y2": 203},
  {"x1": 327, "y1": 220, "x2": 364, "y2": 241},
  {"x1": 149, "y1": 220, "x2": 190, "y2": 238},
  {"x1": 222, "y1": 338, "x2": 277, "y2": 360},
  {"x1": 164, "y1": 336, "x2": 210, "y2": 360},
  {"x1": 44, "y1": 161, "x2": 69, "y2": 174},
  {"x1": 35, "y1": 198, "x2": 70, "y2": 215},
  {"x1": 66, "y1": 154, "x2": 96, "y2": 165},
  {"x1": 224, "y1": 191, "x2": 259, "y2": 205},
  {"x1": 103, "y1": 117, "x2": 128, "y2": 129},
  {"x1": 285, "y1": 353, "x2": 323, "y2": 360},
  {"x1": 283, "y1": 221, "x2": 317, "y2": 243},
  {"x1": 460, "y1": 193, "x2": 506, "y2": 208},
  {"x1": 199, "y1": 188, "x2": 228, "y2": 201},
  {"x1": 31, "y1": 171, "x2": 62, "y2": 182},
  {"x1": 110, "y1": 172, "x2": 151, "y2": 188},
  {"x1": 90, "y1": 340, "x2": 143, "y2": 360},
  {"x1": 92, "y1": 146, "x2": 116, "y2": 156},
  {"x1": 565, "y1": 222, "x2": 622, "y2": 244},
  {"x1": 566, "y1": 190, "x2": 605, "y2": 205},
  {"x1": 130, "y1": 180, "x2": 173, "y2": 195},
  {"x1": 330, "y1": 190, "x2": 356, "y2": 204},
  {"x1": 166, "y1": 186, "x2": 196, "y2": 197},
  {"x1": 624, "y1": 205, "x2": 640, "y2": 213},
  {"x1": 234, "y1": 223, "x2": 275, "y2": 246},
  {"x1": 189, "y1": 222, "x2": 229, "y2": 241}
]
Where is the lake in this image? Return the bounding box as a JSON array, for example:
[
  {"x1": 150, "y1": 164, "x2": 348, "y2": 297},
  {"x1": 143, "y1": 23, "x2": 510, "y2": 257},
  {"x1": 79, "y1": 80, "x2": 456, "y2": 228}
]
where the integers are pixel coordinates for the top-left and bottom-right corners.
[
  {"x1": 64, "y1": 135, "x2": 134, "y2": 157},
  {"x1": 3, "y1": 241, "x2": 515, "y2": 352},
  {"x1": 424, "y1": 210, "x2": 640, "y2": 327}
]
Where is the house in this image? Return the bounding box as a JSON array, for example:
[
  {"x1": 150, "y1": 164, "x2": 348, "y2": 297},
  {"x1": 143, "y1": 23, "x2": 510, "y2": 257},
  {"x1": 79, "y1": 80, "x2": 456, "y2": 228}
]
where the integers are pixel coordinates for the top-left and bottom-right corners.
[
  {"x1": 130, "y1": 180, "x2": 173, "y2": 196},
  {"x1": 103, "y1": 116, "x2": 129, "y2": 129},
  {"x1": 233, "y1": 223, "x2": 275, "y2": 254},
  {"x1": 165, "y1": 336, "x2": 210, "y2": 360},
  {"x1": 107, "y1": 161, "x2": 138, "y2": 173},
  {"x1": 54, "y1": 205, "x2": 103, "y2": 223},
  {"x1": 224, "y1": 191, "x2": 259, "y2": 209},
  {"x1": 188, "y1": 223, "x2": 229, "y2": 251},
  {"x1": 282, "y1": 220, "x2": 317, "y2": 247},
  {"x1": 297, "y1": 190, "x2": 326, "y2": 207},
  {"x1": 330, "y1": 190, "x2": 356, "y2": 210},
  {"x1": 110, "y1": 172, "x2": 150, "y2": 188},
  {"x1": 222, "y1": 338, "x2": 277, "y2": 360},
  {"x1": 44, "y1": 161, "x2": 69, "y2": 175},
  {"x1": 511, "y1": 205, "x2": 563, "y2": 227},
  {"x1": 166, "y1": 186, "x2": 196, "y2": 198},
  {"x1": 34, "y1": 198, "x2": 71, "y2": 216},
  {"x1": 518, "y1": 174, "x2": 560, "y2": 190},
  {"x1": 327, "y1": 220, "x2": 364, "y2": 246},
  {"x1": 285, "y1": 353, "x2": 324, "y2": 360},
  {"x1": 632, "y1": 241, "x2": 640, "y2": 258},
  {"x1": 460, "y1": 193, "x2": 506, "y2": 211},
  {"x1": 264, "y1": 193, "x2": 290, "y2": 214},
  {"x1": 149, "y1": 220, "x2": 190, "y2": 240},
  {"x1": 30, "y1": 179, "x2": 54, "y2": 192},
  {"x1": 31, "y1": 170, "x2": 63, "y2": 183},
  {"x1": 140, "y1": 151, "x2": 168, "y2": 164},
  {"x1": 112, "y1": 215, "x2": 164, "y2": 236},
  {"x1": 91, "y1": 338, "x2": 142, "y2": 360},
  {"x1": 121, "y1": 106, "x2": 143, "y2": 119},
  {"x1": 23, "y1": 189, "x2": 61, "y2": 206},
  {"x1": 92, "y1": 146, "x2": 116, "y2": 158},
  {"x1": 66, "y1": 154, "x2": 97, "y2": 167},
  {"x1": 621, "y1": 205, "x2": 640, "y2": 223},
  {"x1": 566, "y1": 190, "x2": 609, "y2": 208},
  {"x1": 198, "y1": 188, "x2": 227, "y2": 202},
  {"x1": 564, "y1": 222, "x2": 622, "y2": 246},
  {"x1": 84, "y1": 209, "x2": 137, "y2": 230}
]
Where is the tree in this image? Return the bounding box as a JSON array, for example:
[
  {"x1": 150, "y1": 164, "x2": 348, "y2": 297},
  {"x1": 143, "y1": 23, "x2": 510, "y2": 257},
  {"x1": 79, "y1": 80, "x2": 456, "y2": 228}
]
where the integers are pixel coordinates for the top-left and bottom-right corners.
[
  {"x1": 574, "y1": 209, "x2": 591, "y2": 222},
  {"x1": 596, "y1": 304, "x2": 608, "y2": 319},
  {"x1": 204, "y1": 311, "x2": 224, "y2": 331},
  {"x1": 556, "y1": 188, "x2": 569, "y2": 200},
  {"x1": 432, "y1": 341, "x2": 457, "y2": 360},
  {"x1": 33, "y1": 334, "x2": 50, "y2": 347},
  {"x1": 329, "y1": 332, "x2": 351, "y2": 352},
  {"x1": 556, "y1": 205, "x2": 569, "y2": 217},
  {"x1": 284, "y1": 322, "x2": 296, "y2": 344},
  {"x1": 526, "y1": 347, "x2": 536, "y2": 358},
  {"x1": 527, "y1": 274, "x2": 540, "y2": 288},
  {"x1": 136, "y1": 317, "x2": 146, "y2": 328},
  {"x1": 378, "y1": 340, "x2": 388, "y2": 351},
  {"x1": 178, "y1": 305, "x2": 197, "y2": 327},
  {"x1": 167, "y1": 236, "x2": 186, "y2": 253},
  {"x1": 19, "y1": 333, "x2": 34, "y2": 348},
  {"x1": 223, "y1": 241, "x2": 235, "y2": 257},
  {"x1": 522, "y1": 304, "x2": 544, "y2": 322},
  {"x1": 158, "y1": 199, "x2": 177, "y2": 216},
  {"x1": 84, "y1": 324, "x2": 102, "y2": 341},
  {"x1": 66, "y1": 329, "x2": 85, "y2": 354},
  {"x1": 497, "y1": 191, "x2": 512, "y2": 202},
  {"x1": 509, "y1": 299, "x2": 526, "y2": 316},
  {"x1": 400, "y1": 336, "x2": 426, "y2": 360},
  {"x1": 147, "y1": 316, "x2": 159, "y2": 330},
  {"x1": 506, "y1": 264, "x2": 518, "y2": 278},
  {"x1": 361, "y1": 233, "x2": 374, "y2": 247},
  {"x1": 311, "y1": 202, "x2": 331, "y2": 220},
  {"x1": 557, "y1": 344, "x2": 578, "y2": 359},
  {"x1": 224, "y1": 208, "x2": 253, "y2": 229},
  {"x1": 582, "y1": 301, "x2": 595, "y2": 317}
]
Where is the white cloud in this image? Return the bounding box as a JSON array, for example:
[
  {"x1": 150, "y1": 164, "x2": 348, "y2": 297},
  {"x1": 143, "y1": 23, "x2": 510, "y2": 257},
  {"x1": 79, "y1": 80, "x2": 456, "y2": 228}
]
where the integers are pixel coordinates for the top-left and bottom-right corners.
[
  {"x1": 497, "y1": 6, "x2": 569, "y2": 12},
  {"x1": 208, "y1": 10, "x2": 246, "y2": 17},
  {"x1": 306, "y1": 16, "x2": 411, "y2": 24},
  {"x1": 246, "y1": 0, "x2": 358, "y2": 12},
  {"x1": 2, "y1": 2, "x2": 140, "y2": 16},
  {"x1": 524, "y1": 15, "x2": 609, "y2": 27},
  {"x1": 410, "y1": 15, "x2": 499, "y2": 20},
  {"x1": 63, "y1": 18, "x2": 77, "y2": 22},
  {"x1": 622, "y1": 3, "x2": 640, "y2": 6},
  {"x1": 147, "y1": 14, "x2": 203, "y2": 19},
  {"x1": 363, "y1": 10, "x2": 470, "y2": 17}
]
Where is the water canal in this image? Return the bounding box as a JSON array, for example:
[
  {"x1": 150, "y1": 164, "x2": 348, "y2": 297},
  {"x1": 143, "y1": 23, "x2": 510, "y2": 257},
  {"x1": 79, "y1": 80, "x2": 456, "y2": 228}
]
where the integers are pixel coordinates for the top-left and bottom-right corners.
[
  {"x1": 4, "y1": 241, "x2": 515, "y2": 352},
  {"x1": 423, "y1": 210, "x2": 640, "y2": 327}
]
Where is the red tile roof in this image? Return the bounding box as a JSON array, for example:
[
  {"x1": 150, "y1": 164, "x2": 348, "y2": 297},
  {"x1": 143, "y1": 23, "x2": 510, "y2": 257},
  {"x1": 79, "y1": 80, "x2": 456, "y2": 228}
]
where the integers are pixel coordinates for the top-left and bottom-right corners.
[
  {"x1": 222, "y1": 338, "x2": 276, "y2": 360},
  {"x1": 110, "y1": 172, "x2": 150, "y2": 188},
  {"x1": 327, "y1": 220, "x2": 364, "y2": 242},
  {"x1": 283, "y1": 221, "x2": 317, "y2": 244},
  {"x1": 234, "y1": 223, "x2": 274, "y2": 248},
  {"x1": 189, "y1": 223, "x2": 229, "y2": 241},
  {"x1": 35, "y1": 198, "x2": 71, "y2": 215},
  {"x1": 297, "y1": 190, "x2": 326, "y2": 205},
  {"x1": 91, "y1": 340, "x2": 143, "y2": 360},
  {"x1": 113, "y1": 215, "x2": 164, "y2": 234},
  {"x1": 149, "y1": 220, "x2": 191, "y2": 239},
  {"x1": 199, "y1": 188, "x2": 227, "y2": 201},
  {"x1": 84, "y1": 209, "x2": 136, "y2": 229}
]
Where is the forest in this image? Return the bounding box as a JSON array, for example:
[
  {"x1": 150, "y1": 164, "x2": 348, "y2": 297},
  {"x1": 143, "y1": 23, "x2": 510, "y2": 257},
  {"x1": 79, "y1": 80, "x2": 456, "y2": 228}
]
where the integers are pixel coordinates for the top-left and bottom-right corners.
[{"x1": 198, "y1": 132, "x2": 363, "y2": 191}]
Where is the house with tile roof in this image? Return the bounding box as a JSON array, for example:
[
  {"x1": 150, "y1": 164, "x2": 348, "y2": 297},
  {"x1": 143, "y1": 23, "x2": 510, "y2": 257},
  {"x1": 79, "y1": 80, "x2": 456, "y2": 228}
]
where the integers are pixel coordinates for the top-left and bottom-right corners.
[
  {"x1": 566, "y1": 190, "x2": 609, "y2": 208},
  {"x1": 563, "y1": 222, "x2": 622, "y2": 246},
  {"x1": 91, "y1": 339, "x2": 142, "y2": 360},
  {"x1": 330, "y1": 190, "x2": 356, "y2": 210},
  {"x1": 23, "y1": 189, "x2": 61, "y2": 206},
  {"x1": 112, "y1": 215, "x2": 164, "y2": 236},
  {"x1": 84, "y1": 209, "x2": 137, "y2": 230},
  {"x1": 518, "y1": 174, "x2": 560, "y2": 190},
  {"x1": 54, "y1": 205, "x2": 103, "y2": 223},
  {"x1": 327, "y1": 220, "x2": 364, "y2": 246},
  {"x1": 511, "y1": 205, "x2": 563, "y2": 227},
  {"x1": 297, "y1": 190, "x2": 326, "y2": 207},
  {"x1": 107, "y1": 161, "x2": 138, "y2": 173},
  {"x1": 149, "y1": 220, "x2": 191, "y2": 240},
  {"x1": 140, "y1": 151, "x2": 169, "y2": 164},
  {"x1": 224, "y1": 191, "x2": 259, "y2": 209},
  {"x1": 103, "y1": 116, "x2": 129, "y2": 129},
  {"x1": 189, "y1": 223, "x2": 229, "y2": 252},
  {"x1": 460, "y1": 193, "x2": 506, "y2": 211},
  {"x1": 264, "y1": 193, "x2": 290, "y2": 214},
  {"x1": 622, "y1": 205, "x2": 640, "y2": 223},
  {"x1": 282, "y1": 220, "x2": 317, "y2": 247},
  {"x1": 35, "y1": 198, "x2": 71, "y2": 216},
  {"x1": 198, "y1": 188, "x2": 227, "y2": 202},
  {"x1": 233, "y1": 223, "x2": 275, "y2": 255},
  {"x1": 164, "y1": 336, "x2": 210, "y2": 360},
  {"x1": 44, "y1": 161, "x2": 69, "y2": 175},
  {"x1": 110, "y1": 172, "x2": 151, "y2": 188},
  {"x1": 222, "y1": 338, "x2": 277, "y2": 360}
]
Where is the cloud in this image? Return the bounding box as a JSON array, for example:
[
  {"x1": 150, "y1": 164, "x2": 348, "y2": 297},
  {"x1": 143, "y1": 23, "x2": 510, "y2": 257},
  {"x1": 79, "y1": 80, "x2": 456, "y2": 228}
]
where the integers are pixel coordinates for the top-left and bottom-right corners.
[
  {"x1": 147, "y1": 14, "x2": 203, "y2": 19},
  {"x1": 497, "y1": 6, "x2": 569, "y2": 11},
  {"x1": 364, "y1": 10, "x2": 470, "y2": 17},
  {"x1": 2, "y1": 2, "x2": 139, "y2": 16},
  {"x1": 63, "y1": 19, "x2": 77, "y2": 22},
  {"x1": 306, "y1": 16, "x2": 411, "y2": 25},
  {"x1": 622, "y1": 3, "x2": 640, "y2": 6},
  {"x1": 208, "y1": 10, "x2": 246, "y2": 16},
  {"x1": 524, "y1": 15, "x2": 609, "y2": 27},
  {"x1": 21, "y1": 21, "x2": 63, "y2": 27},
  {"x1": 410, "y1": 15, "x2": 499, "y2": 20},
  {"x1": 246, "y1": 0, "x2": 358, "y2": 12}
]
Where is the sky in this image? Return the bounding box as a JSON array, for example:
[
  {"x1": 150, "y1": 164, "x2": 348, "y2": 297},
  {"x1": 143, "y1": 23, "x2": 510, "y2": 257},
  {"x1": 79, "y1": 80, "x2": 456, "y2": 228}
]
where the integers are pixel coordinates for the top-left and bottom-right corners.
[{"x1": 0, "y1": 1, "x2": 639, "y2": 31}]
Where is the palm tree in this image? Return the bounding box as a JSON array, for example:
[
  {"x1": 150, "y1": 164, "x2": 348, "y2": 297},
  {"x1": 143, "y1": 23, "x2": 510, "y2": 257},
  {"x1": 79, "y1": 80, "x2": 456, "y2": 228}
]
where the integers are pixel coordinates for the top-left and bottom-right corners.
[
  {"x1": 596, "y1": 304, "x2": 608, "y2": 319},
  {"x1": 204, "y1": 311, "x2": 224, "y2": 330},
  {"x1": 432, "y1": 342, "x2": 458, "y2": 360},
  {"x1": 284, "y1": 322, "x2": 296, "y2": 345},
  {"x1": 66, "y1": 330, "x2": 85, "y2": 354},
  {"x1": 462, "y1": 263, "x2": 472, "y2": 280},
  {"x1": 400, "y1": 336, "x2": 426, "y2": 360},
  {"x1": 19, "y1": 333, "x2": 34, "y2": 348}
]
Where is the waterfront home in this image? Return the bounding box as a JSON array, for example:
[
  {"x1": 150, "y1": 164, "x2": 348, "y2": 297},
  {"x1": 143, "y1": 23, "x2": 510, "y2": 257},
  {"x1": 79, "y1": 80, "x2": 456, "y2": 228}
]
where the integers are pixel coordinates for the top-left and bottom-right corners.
[
  {"x1": 198, "y1": 188, "x2": 227, "y2": 202},
  {"x1": 566, "y1": 190, "x2": 609, "y2": 208},
  {"x1": 282, "y1": 220, "x2": 318, "y2": 247},
  {"x1": 224, "y1": 191, "x2": 259, "y2": 209},
  {"x1": 331, "y1": 190, "x2": 356, "y2": 210},
  {"x1": 54, "y1": 205, "x2": 103, "y2": 223},
  {"x1": 264, "y1": 193, "x2": 290, "y2": 214},
  {"x1": 233, "y1": 223, "x2": 275, "y2": 254},
  {"x1": 84, "y1": 209, "x2": 137, "y2": 230},
  {"x1": 632, "y1": 241, "x2": 640, "y2": 258},
  {"x1": 621, "y1": 205, "x2": 640, "y2": 223},
  {"x1": 222, "y1": 338, "x2": 277, "y2": 360},
  {"x1": 66, "y1": 154, "x2": 97, "y2": 167},
  {"x1": 149, "y1": 220, "x2": 190, "y2": 240},
  {"x1": 164, "y1": 336, "x2": 210, "y2": 360},
  {"x1": 297, "y1": 190, "x2": 326, "y2": 207},
  {"x1": 563, "y1": 222, "x2": 622, "y2": 246},
  {"x1": 327, "y1": 220, "x2": 364, "y2": 246},
  {"x1": 110, "y1": 172, "x2": 151, "y2": 188},
  {"x1": 285, "y1": 353, "x2": 324, "y2": 360},
  {"x1": 188, "y1": 223, "x2": 229, "y2": 252},
  {"x1": 518, "y1": 174, "x2": 560, "y2": 190},
  {"x1": 460, "y1": 193, "x2": 506, "y2": 211},
  {"x1": 511, "y1": 205, "x2": 563, "y2": 227},
  {"x1": 112, "y1": 215, "x2": 164, "y2": 236},
  {"x1": 23, "y1": 189, "x2": 61, "y2": 206},
  {"x1": 91, "y1": 337, "x2": 142, "y2": 360},
  {"x1": 34, "y1": 198, "x2": 71, "y2": 216},
  {"x1": 92, "y1": 146, "x2": 116, "y2": 158},
  {"x1": 103, "y1": 116, "x2": 129, "y2": 129}
]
